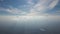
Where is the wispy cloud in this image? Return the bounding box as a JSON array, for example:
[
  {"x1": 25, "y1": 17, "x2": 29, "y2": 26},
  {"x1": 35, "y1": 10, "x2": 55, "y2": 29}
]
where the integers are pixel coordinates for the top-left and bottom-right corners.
[
  {"x1": 6, "y1": 8, "x2": 25, "y2": 15},
  {"x1": 26, "y1": 0, "x2": 59, "y2": 16},
  {"x1": 27, "y1": 0, "x2": 34, "y2": 5},
  {"x1": 0, "y1": 7, "x2": 27, "y2": 15},
  {"x1": 0, "y1": 0, "x2": 59, "y2": 16},
  {"x1": 49, "y1": 0, "x2": 59, "y2": 9}
]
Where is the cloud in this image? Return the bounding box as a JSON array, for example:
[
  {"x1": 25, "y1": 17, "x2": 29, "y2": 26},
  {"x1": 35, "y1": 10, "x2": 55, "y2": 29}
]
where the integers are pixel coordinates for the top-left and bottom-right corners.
[
  {"x1": 27, "y1": 0, "x2": 33, "y2": 5},
  {"x1": 26, "y1": 0, "x2": 59, "y2": 16},
  {"x1": 6, "y1": 8, "x2": 25, "y2": 15},
  {"x1": 0, "y1": 0, "x2": 59, "y2": 16},
  {"x1": 0, "y1": 7, "x2": 27, "y2": 15},
  {"x1": 49, "y1": 0, "x2": 59, "y2": 9}
]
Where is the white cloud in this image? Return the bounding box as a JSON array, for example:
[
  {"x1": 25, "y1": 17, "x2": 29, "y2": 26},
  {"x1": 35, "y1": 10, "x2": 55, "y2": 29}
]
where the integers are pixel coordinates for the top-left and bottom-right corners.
[
  {"x1": 0, "y1": 7, "x2": 27, "y2": 15},
  {"x1": 26, "y1": 0, "x2": 59, "y2": 16},
  {"x1": 49, "y1": 0, "x2": 59, "y2": 9},
  {"x1": 27, "y1": 0, "x2": 33, "y2": 5},
  {"x1": 7, "y1": 8, "x2": 24, "y2": 14},
  {"x1": 0, "y1": 0, "x2": 59, "y2": 16}
]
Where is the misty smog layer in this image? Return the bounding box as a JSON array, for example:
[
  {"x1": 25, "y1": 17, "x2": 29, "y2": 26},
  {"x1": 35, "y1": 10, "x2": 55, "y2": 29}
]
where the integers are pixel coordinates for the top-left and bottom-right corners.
[{"x1": 0, "y1": 16, "x2": 60, "y2": 34}]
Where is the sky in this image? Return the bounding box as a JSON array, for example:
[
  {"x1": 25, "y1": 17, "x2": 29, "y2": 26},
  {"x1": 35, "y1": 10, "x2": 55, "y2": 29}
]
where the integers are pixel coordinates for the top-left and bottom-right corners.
[
  {"x1": 0, "y1": 0, "x2": 60, "y2": 16},
  {"x1": 0, "y1": 0, "x2": 60, "y2": 34},
  {"x1": 0, "y1": 0, "x2": 60, "y2": 28},
  {"x1": 0, "y1": 0, "x2": 60, "y2": 23},
  {"x1": 0, "y1": 0, "x2": 60, "y2": 27}
]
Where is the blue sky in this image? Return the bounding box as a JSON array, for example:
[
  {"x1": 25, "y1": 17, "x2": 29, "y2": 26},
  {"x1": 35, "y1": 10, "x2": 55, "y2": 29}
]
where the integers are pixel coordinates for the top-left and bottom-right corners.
[{"x1": 0, "y1": 0, "x2": 60, "y2": 16}]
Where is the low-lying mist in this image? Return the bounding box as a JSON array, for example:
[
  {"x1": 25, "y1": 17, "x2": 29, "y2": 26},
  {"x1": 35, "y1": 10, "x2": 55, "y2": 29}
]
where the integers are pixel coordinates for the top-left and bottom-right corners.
[{"x1": 0, "y1": 16, "x2": 60, "y2": 34}]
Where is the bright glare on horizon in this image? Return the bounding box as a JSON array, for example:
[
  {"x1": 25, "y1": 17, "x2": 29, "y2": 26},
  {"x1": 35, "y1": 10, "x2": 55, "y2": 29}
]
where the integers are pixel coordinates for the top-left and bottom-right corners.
[{"x1": 12, "y1": 16, "x2": 46, "y2": 21}]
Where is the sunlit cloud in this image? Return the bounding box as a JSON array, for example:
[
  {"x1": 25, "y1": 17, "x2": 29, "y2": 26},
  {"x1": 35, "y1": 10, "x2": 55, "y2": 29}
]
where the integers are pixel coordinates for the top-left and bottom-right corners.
[
  {"x1": 26, "y1": 0, "x2": 59, "y2": 16},
  {"x1": 49, "y1": 0, "x2": 59, "y2": 9}
]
